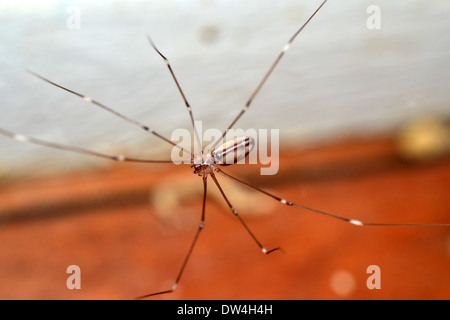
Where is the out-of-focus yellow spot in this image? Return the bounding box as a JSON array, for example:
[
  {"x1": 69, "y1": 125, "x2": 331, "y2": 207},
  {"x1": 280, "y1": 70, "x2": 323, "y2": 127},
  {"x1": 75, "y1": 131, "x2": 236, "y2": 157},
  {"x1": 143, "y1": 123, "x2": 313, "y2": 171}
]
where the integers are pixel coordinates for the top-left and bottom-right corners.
[{"x1": 397, "y1": 117, "x2": 450, "y2": 162}]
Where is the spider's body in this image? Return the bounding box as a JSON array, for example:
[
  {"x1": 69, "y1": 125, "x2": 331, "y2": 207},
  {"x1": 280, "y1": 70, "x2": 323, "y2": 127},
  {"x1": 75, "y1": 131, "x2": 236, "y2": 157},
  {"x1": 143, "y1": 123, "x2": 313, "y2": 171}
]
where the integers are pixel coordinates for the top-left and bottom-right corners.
[{"x1": 193, "y1": 136, "x2": 255, "y2": 177}]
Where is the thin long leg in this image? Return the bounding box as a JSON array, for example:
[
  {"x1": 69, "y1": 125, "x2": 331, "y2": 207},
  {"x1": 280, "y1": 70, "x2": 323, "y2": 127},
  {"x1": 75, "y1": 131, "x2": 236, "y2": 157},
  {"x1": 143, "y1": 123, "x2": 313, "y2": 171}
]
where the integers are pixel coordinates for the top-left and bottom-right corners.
[
  {"x1": 147, "y1": 36, "x2": 203, "y2": 154},
  {"x1": 26, "y1": 69, "x2": 193, "y2": 158},
  {"x1": 137, "y1": 176, "x2": 208, "y2": 299},
  {"x1": 217, "y1": 168, "x2": 450, "y2": 227},
  {"x1": 0, "y1": 128, "x2": 179, "y2": 164},
  {"x1": 208, "y1": 0, "x2": 328, "y2": 153},
  {"x1": 210, "y1": 172, "x2": 279, "y2": 254}
]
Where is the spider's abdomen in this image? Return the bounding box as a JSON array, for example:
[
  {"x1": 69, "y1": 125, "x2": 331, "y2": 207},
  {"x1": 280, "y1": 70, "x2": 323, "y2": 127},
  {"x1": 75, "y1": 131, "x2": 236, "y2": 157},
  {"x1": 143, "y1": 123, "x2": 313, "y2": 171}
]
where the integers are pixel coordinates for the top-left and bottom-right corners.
[{"x1": 212, "y1": 136, "x2": 255, "y2": 166}]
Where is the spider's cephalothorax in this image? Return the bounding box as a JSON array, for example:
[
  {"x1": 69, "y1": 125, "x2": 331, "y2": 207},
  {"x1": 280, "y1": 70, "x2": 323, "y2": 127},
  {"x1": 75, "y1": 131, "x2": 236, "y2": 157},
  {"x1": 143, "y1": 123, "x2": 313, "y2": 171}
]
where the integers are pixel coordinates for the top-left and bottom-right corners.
[
  {"x1": 192, "y1": 136, "x2": 255, "y2": 177},
  {"x1": 192, "y1": 152, "x2": 216, "y2": 177}
]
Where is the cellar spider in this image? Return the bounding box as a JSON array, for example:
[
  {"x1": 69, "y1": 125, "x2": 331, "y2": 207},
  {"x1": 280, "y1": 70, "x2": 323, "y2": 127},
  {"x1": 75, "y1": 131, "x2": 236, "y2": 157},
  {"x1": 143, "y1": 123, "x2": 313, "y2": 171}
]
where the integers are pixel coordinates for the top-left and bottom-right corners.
[{"x1": 0, "y1": 0, "x2": 449, "y2": 299}]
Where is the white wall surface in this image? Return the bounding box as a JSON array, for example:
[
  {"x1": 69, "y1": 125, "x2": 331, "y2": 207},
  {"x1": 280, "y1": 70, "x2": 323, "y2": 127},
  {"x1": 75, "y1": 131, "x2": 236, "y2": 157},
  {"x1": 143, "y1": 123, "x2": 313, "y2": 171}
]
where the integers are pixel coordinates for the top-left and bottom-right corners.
[{"x1": 0, "y1": 0, "x2": 449, "y2": 176}]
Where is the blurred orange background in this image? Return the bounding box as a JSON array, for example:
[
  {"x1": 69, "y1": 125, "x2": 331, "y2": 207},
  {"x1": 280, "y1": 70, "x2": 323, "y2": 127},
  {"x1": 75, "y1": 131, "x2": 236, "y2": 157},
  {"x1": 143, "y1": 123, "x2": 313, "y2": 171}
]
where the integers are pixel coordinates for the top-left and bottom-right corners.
[{"x1": 0, "y1": 135, "x2": 449, "y2": 300}]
